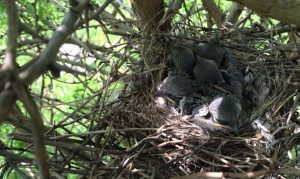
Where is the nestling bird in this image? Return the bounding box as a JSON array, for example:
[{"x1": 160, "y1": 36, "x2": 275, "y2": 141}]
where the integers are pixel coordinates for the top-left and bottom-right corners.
[
  {"x1": 200, "y1": 32, "x2": 226, "y2": 68},
  {"x1": 221, "y1": 71, "x2": 243, "y2": 99},
  {"x1": 178, "y1": 96, "x2": 195, "y2": 115},
  {"x1": 193, "y1": 55, "x2": 225, "y2": 84},
  {"x1": 170, "y1": 43, "x2": 195, "y2": 75},
  {"x1": 208, "y1": 95, "x2": 242, "y2": 133},
  {"x1": 225, "y1": 54, "x2": 244, "y2": 83},
  {"x1": 192, "y1": 104, "x2": 210, "y2": 118},
  {"x1": 156, "y1": 72, "x2": 194, "y2": 115},
  {"x1": 156, "y1": 72, "x2": 193, "y2": 103}
]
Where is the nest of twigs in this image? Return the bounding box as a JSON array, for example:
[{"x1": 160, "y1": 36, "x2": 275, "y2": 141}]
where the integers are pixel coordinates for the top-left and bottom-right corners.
[
  {"x1": 86, "y1": 28, "x2": 300, "y2": 178},
  {"x1": 7, "y1": 27, "x2": 300, "y2": 178}
]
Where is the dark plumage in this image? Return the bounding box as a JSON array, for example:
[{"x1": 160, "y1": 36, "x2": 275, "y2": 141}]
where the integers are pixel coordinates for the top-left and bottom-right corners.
[
  {"x1": 226, "y1": 54, "x2": 244, "y2": 82},
  {"x1": 193, "y1": 55, "x2": 225, "y2": 84},
  {"x1": 200, "y1": 33, "x2": 225, "y2": 68},
  {"x1": 208, "y1": 95, "x2": 242, "y2": 133},
  {"x1": 179, "y1": 96, "x2": 194, "y2": 115},
  {"x1": 156, "y1": 73, "x2": 193, "y2": 102},
  {"x1": 170, "y1": 44, "x2": 195, "y2": 74},
  {"x1": 221, "y1": 71, "x2": 243, "y2": 98}
]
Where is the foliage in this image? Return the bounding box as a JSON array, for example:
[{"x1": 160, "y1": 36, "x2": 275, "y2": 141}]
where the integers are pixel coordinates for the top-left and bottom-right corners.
[{"x1": 0, "y1": 0, "x2": 299, "y2": 178}]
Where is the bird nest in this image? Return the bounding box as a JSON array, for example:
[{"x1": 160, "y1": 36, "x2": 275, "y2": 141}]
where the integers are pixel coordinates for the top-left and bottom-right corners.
[
  {"x1": 7, "y1": 28, "x2": 294, "y2": 178},
  {"x1": 87, "y1": 28, "x2": 300, "y2": 178}
]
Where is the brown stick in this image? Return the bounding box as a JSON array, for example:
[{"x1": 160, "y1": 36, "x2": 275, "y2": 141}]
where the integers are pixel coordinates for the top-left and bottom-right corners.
[
  {"x1": 19, "y1": 0, "x2": 90, "y2": 85},
  {"x1": 201, "y1": 0, "x2": 225, "y2": 28},
  {"x1": 12, "y1": 82, "x2": 51, "y2": 178},
  {"x1": 229, "y1": 0, "x2": 300, "y2": 26}
]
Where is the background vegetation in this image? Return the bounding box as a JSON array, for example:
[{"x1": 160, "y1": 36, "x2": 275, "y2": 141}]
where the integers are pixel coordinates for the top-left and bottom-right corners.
[{"x1": 0, "y1": 0, "x2": 300, "y2": 178}]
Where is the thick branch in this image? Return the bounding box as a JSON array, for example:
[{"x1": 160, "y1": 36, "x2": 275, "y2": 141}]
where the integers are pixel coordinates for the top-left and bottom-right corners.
[
  {"x1": 3, "y1": 0, "x2": 18, "y2": 70},
  {"x1": 202, "y1": 0, "x2": 225, "y2": 28},
  {"x1": 0, "y1": 0, "x2": 19, "y2": 122},
  {"x1": 225, "y1": 2, "x2": 244, "y2": 25},
  {"x1": 229, "y1": 0, "x2": 300, "y2": 26},
  {"x1": 19, "y1": 0, "x2": 90, "y2": 85},
  {"x1": 131, "y1": 0, "x2": 165, "y2": 32},
  {"x1": 130, "y1": 0, "x2": 168, "y2": 89}
]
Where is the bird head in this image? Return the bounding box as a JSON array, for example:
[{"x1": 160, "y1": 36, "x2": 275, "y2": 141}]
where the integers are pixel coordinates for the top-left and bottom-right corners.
[{"x1": 209, "y1": 95, "x2": 242, "y2": 133}]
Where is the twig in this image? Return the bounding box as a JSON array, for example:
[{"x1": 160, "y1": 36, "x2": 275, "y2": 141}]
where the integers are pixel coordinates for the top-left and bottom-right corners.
[
  {"x1": 287, "y1": 90, "x2": 300, "y2": 123},
  {"x1": 48, "y1": 128, "x2": 159, "y2": 140},
  {"x1": 12, "y1": 82, "x2": 51, "y2": 178},
  {"x1": 19, "y1": 0, "x2": 90, "y2": 85},
  {"x1": 235, "y1": 10, "x2": 253, "y2": 27},
  {"x1": 12, "y1": 134, "x2": 123, "y2": 155}
]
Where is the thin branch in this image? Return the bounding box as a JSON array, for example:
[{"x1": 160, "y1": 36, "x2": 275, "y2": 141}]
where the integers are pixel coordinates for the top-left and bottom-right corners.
[
  {"x1": 286, "y1": 90, "x2": 300, "y2": 123},
  {"x1": 235, "y1": 10, "x2": 253, "y2": 27},
  {"x1": 0, "y1": 90, "x2": 16, "y2": 123},
  {"x1": 19, "y1": 0, "x2": 90, "y2": 85},
  {"x1": 253, "y1": 25, "x2": 300, "y2": 38},
  {"x1": 74, "y1": 0, "x2": 114, "y2": 31},
  {"x1": 13, "y1": 134, "x2": 123, "y2": 155},
  {"x1": 159, "y1": 0, "x2": 183, "y2": 30},
  {"x1": 12, "y1": 82, "x2": 50, "y2": 178},
  {"x1": 52, "y1": 62, "x2": 86, "y2": 76}
]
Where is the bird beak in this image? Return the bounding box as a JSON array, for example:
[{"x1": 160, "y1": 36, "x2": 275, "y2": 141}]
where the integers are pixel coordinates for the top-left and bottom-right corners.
[
  {"x1": 213, "y1": 123, "x2": 231, "y2": 130},
  {"x1": 165, "y1": 97, "x2": 176, "y2": 104}
]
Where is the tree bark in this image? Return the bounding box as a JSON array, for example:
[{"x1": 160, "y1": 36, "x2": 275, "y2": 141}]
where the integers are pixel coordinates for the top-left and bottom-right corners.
[
  {"x1": 229, "y1": 0, "x2": 300, "y2": 26},
  {"x1": 225, "y1": 2, "x2": 244, "y2": 25},
  {"x1": 202, "y1": 0, "x2": 225, "y2": 28},
  {"x1": 130, "y1": 0, "x2": 170, "y2": 89},
  {"x1": 131, "y1": 0, "x2": 166, "y2": 32}
]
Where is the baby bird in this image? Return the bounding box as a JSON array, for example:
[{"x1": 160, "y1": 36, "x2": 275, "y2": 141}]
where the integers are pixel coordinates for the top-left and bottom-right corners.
[
  {"x1": 200, "y1": 32, "x2": 225, "y2": 68},
  {"x1": 193, "y1": 55, "x2": 225, "y2": 84},
  {"x1": 156, "y1": 72, "x2": 193, "y2": 103},
  {"x1": 221, "y1": 71, "x2": 243, "y2": 99},
  {"x1": 208, "y1": 95, "x2": 242, "y2": 133},
  {"x1": 170, "y1": 43, "x2": 195, "y2": 75}
]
